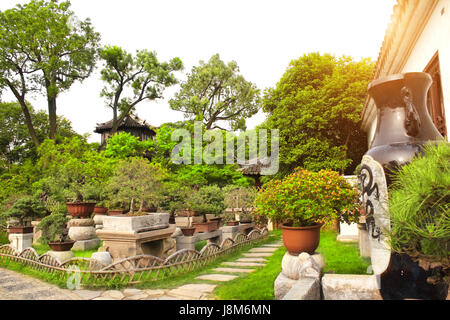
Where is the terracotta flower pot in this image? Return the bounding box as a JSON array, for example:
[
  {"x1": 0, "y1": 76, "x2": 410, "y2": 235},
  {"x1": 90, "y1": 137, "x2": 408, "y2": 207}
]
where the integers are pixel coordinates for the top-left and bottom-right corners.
[
  {"x1": 281, "y1": 223, "x2": 323, "y2": 255},
  {"x1": 226, "y1": 221, "x2": 239, "y2": 226},
  {"x1": 94, "y1": 206, "x2": 108, "y2": 215},
  {"x1": 108, "y1": 209, "x2": 126, "y2": 216},
  {"x1": 209, "y1": 217, "x2": 222, "y2": 228},
  {"x1": 66, "y1": 202, "x2": 96, "y2": 218},
  {"x1": 142, "y1": 207, "x2": 158, "y2": 213},
  {"x1": 180, "y1": 227, "x2": 196, "y2": 236},
  {"x1": 48, "y1": 240, "x2": 75, "y2": 252},
  {"x1": 7, "y1": 226, "x2": 34, "y2": 234},
  {"x1": 192, "y1": 221, "x2": 217, "y2": 233}
]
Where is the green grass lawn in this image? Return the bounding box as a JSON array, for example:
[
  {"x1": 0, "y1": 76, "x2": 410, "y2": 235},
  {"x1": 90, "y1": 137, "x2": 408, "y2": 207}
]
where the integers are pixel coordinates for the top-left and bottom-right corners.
[
  {"x1": 0, "y1": 231, "x2": 8, "y2": 245},
  {"x1": 214, "y1": 229, "x2": 371, "y2": 300},
  {"x1": 32, "y1": 242, "x2": 101, "y2": 258}
]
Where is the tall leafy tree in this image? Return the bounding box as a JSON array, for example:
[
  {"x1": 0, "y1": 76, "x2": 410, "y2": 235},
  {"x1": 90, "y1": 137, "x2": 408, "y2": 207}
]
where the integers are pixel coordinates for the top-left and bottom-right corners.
[
  {"x1": 0, "y1": 101, "x2": 79, "y2": 169},
  {"x1": 99, "y1": 45, "x2": 183, "y2": 136},
  {"x1": 262, "y1": 52, "x2": 374, "y2": 175},
  {"x1": 0, "y1": 0, "x2": 100, "y2": 143},
  {"x1": 169, "y1": 54, "x2": 261, "y2": 131}
]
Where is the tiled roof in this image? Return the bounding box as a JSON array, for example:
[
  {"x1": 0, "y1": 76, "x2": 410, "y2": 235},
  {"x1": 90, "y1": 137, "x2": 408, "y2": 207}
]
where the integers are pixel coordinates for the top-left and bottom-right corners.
[
  {"x1": 238, "y1": 158, "x2": 272, "y2": 175},
  {"x1": 94, "y1": 114, "x2": 157, "y2": 134}
]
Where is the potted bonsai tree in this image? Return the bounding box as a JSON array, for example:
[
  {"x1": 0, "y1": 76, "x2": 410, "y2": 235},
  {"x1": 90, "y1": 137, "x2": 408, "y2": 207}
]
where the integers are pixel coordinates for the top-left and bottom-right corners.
[
  {"x1": 105, "y1": 158, "x2": 166, "y2": 216},
  {"x1": 255, "y1": 168, "x2": 359, "y2": 255},
  {"x1": 388, "y1": 142, "x2": 449, "y2": 298},
  {"x1": 223, "y1": 185, "x2": 257, "y2": 225},
  {"x1": 190, "y1": 185, "x2": 225, "y2": 233},
  {"x1": 1, "y1": 197, "x2": 47, "y2": 234},
  {"x1": 36, "y1": 213, "x2": 74, "y2": 251}
]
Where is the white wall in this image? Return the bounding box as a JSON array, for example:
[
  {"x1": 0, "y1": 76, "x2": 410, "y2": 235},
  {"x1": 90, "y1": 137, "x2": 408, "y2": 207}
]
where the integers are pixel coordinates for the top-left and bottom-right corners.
[{"x1": 402, "y1": 0, "x2": 450, "y2": 137}]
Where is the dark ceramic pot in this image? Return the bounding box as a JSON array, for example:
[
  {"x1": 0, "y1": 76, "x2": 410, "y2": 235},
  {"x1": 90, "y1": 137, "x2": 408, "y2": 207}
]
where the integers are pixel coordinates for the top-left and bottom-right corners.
[
  {"x1": 226, "y1": 221, "x2": 239, "y2": 226},
  {"x1": 94, "y1": 206, "x2": 108, "y2": 215},
  {"x1": 192, "y1": 221, "x2": 217, "y2": 233},
  {"x1": 281, "y1": 223, "x2": 322, "y2": 255},
  {"x1": 108, "y1": 209, "x2": 126, "y2": 216},
  {"x1": 48, "y1": 240, "x2": 75, "y2": 252},
  {"x1": 365, "y1": 72, "x2": 446, "y2": 300}
]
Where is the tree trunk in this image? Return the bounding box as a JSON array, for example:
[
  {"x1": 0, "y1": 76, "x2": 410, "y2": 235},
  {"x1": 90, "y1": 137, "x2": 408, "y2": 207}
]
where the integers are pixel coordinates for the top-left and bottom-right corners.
[
  {"x1": 47, "y1": 96, "x2": 57, "y2": 140},
  {"x1": 8, "y1": 84, "x2": 40, "y2": 149}
]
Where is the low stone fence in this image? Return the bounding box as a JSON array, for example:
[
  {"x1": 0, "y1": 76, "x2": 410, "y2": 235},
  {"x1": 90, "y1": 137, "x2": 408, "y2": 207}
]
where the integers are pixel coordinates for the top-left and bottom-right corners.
[{"x1": 0, "y1": 227, "x2": 268, "y2": 287}]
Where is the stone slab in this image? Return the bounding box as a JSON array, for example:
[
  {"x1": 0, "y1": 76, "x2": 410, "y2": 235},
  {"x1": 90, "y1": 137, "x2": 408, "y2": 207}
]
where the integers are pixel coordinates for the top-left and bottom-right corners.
[
  {"x1": 236, "y1": 258, "x2": 267, "y2": 263},
  {"x1": 249, "y1": 247, "x2": 277, "y2": 253},
  {"x1": 123, "y1": 288, "x2": 143, "y2": 296},
  {"x1": 213, "y1": 268, "x2": 255, "y2": 273},
  {"x1": 322, "y1": 274, "x2": 382, "y2": 300},
  {"x1": 195, "y1": 274, "x2": 238, "y2": 282},
  {"x1": 176, "y1": 283, "x2": 217, "y2": 293},
  {"x1": 274, "y1": 272, "x2": 297, "y2": 300},
  {"x1": 222, "y1": 262, "x2": 265, "y2": 267},
  {"x1": 263, "y1": 244, "x2": 282, "y2": 247},
  {"x1": 73, "y1": 290, "x2": 102, "y2": 300},
  {"x1": 168, "y1": 288, "x2": 204, "y2": 299},
  {"x1": 282, "y1": 278, "x2": 321, "y2": 300},
  {"x1": 124, "y1": 293, "x2": 149, "y2": 300},
  {"x1": 101, "y1": 290, "x2": 125, "y2": 300},
  {"x1": 243, "y1": 253, "x2": 272, "y2": 258},
  {"x1": 72, "y1": 238, "x2": 100, "y2": 251},
  {"x1": 143, "y1": 289, "x2": 166, "y2": 297},
  {"x1": 102, "y1": 213, "x2": 170, "y2": 233}
]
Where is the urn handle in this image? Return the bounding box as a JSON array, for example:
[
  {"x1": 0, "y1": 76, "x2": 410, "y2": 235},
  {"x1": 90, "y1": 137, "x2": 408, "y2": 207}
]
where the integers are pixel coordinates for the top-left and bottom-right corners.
[{"x1": 401, "y1": 87, "x2": 421, "y2": 136}]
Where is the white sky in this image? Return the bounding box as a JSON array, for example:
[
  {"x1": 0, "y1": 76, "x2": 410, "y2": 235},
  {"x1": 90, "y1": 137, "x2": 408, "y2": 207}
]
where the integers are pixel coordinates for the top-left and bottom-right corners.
[{"x1": 0, "y1": 0, "x2": 396, "y2": 143}]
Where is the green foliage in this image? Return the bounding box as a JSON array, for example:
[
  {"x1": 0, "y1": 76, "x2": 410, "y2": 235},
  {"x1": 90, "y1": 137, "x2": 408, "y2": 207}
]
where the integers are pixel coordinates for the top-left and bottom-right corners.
[
  {"x1": 105, "y1": 158, "x2": 167, "y2": 213},
  {"x1": 1, "y1": 196, "x2": 46, "y2": 226},
  {"x1": 255, "y1": 168, "x2": 360, "y2": 227},
  {"x1": 34, "y1": 137, "x2": 117, "y2": 203},
  {"x1": 170, "y1": 53, "x2": 261, "y2": 131},
  {"x1": 0, "y1": 0, "x2": 100, "y2": 140},
  {"x1": 175, "y1": 164, "x2": 251, "y2": 189},
  {"x1": 0, "y1": 102, "x2": 80, "y2": 168},
  {"x1": 388, "y1": 142, "x2": 450, "y2": 266},
  {"x1": 104, "y1": 132, "x2": 154, "y2": 159},
  {"x1": 99, "y1": 45, "x2": 183, "y2": 135},
  {"x1": 36, "y1": 213, "x2": 69, "y2": 244},
  {"x1": 262, "y1": 52, "x2": 373, "y2": 175},
  {"x1": 187, "y1": 185, "x2": 225, "y2": 218}
]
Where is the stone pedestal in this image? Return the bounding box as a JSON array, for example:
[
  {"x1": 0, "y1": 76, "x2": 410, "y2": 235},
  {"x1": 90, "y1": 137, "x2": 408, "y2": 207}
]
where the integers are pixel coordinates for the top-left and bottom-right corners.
[
  {"x1": 31, "y1": 221, "x2": 42, "y2": 244},
  {"x1": 222, "y1": 223, "x2": 254, "y2": 240},
  {"x1": 176, "y1": 229, "x2": 222, "y2": 251},
  {"x1": 47, "y1": 250, "x2": 74, "y2": 263},
  {"x1": 274, "y1": 252, "x2": 324, "y2": 300},
  {"x1": 322, "y1": 274, "x2": 382, "y2": 300},
  {"x1": 68, "y1": 218, "x2": 100, "y2": 251},
  {"x1": 93, "y1": 214, "x2": 106, "y2": 230},
  {"x1": 175, "y1": 216, "x2": 203, "y2": 228},
  {"x1": 96, "y1": 213, "x2": 175, "y2": 260},
  {"x1": 8, "y1": 233, "x2": 33, "y2": 252},
  {"x1": 357, "y1": 219, "x2": 371, "y2": 258}
]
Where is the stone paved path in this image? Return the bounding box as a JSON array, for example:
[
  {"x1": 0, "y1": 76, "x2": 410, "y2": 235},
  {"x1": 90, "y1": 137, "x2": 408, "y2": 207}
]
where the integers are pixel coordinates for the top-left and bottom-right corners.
[{"x1": 0, "y1": 241, "x2": 283, "y2": 300}]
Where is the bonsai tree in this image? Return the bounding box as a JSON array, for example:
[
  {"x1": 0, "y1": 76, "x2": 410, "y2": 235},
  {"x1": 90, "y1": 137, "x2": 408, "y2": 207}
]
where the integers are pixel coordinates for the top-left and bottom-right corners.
[
  {"x1": 388, "y1": 142, "x2": 450, "y2": 282},
  {"x1": 189, "y1": 185, "x2": 225, "y2": 223},
  {"x1": 223, "y1": 185, "x2": 257, "y2": 222},
  {"x1": 105, "y1": 158, "x2": 167, "y2": 215},
  {"x1": 1, "y1": 197, "x2": 47, "y2": 227},
  {"x1": 36, "y1": 213, "x2": 70, "y2": 244},
  {"x1": 254, "y1": 168, "x2": 360, "y2": 227}
]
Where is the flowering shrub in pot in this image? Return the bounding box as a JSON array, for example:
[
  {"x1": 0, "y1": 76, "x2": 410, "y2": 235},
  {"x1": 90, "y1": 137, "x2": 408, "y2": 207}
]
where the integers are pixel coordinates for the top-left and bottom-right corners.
[{"x1": 255, "y1": 168, "x2": 359, "y2": 255}]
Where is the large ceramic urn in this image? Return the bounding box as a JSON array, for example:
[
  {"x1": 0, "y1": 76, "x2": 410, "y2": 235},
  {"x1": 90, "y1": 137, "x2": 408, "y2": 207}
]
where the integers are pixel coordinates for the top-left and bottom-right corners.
[{"x1": 360, "y1": 72, "x2": 445, "y2": 300}]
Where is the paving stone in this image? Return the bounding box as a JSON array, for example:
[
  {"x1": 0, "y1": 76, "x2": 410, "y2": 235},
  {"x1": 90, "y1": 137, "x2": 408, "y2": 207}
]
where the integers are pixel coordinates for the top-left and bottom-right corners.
[
  {"x1": 236, "y1": 258, "x2": 267, "y2": 263},
  {"x1": 195, "y1": 274, "x2": 238, "y2": 282},
  {"x1": 101, "y1": 290, "x2": 125, "y2": 300},
  {"x1": 1, "y1": 282, "x2": 35, "y2": 291},
  {"x1": 0, "y1": 277, "x2": 16, "y2": 284},
  {"x1": 168, "y1": 288, "x2": 204, "y2": 299},
  {"x1": 263, "y1": 244, "x2": 282, "y2": 247},
  {"x1": 150, "y1": 295, "x2": 179, "y2": 300},
  {"x1": 243, "y1": 253, "x2": 272, "y2": 258},
  {"x1": 73, "y1": 290, "x2": 102, "y2": 300},
  {"x1": 124, "y1": 293, "x2": 149, "y2": 300},
  {"x1": 176, "y1": 283, "x2": 217, "y2": 293},
  {"x1": 123, "y1": 288, "x2": 143, "y2": 296},
  {"x1": 92, "y1": 297, "x2": 114, "y2": 300},
  {"x1": 213, "y1": 267, "x2": 255, "y2": 273},
  {"x1": 249, "y1": 247, "x2": 278, "y2": 253},
  {"x1": 223, "y1": 262, "x2": 265, "y2": 267},
  {"x1": 19, "y1": 289, "x2": 56, "y2": 300},
  {"x1": 143, "y1": 289, "x2": 166, "y2": 297}
]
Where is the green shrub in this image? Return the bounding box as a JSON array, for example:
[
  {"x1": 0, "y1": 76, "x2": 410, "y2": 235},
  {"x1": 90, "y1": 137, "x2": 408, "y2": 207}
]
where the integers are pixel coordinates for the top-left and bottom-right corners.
[
  {"x1": 188, "y1": 185, "x2": 225, "y2": 222},
  {"x1": 36, "y1": 213, "x2": 69, "y2": 244},
  {"x1": 388, "y1": 142, "x2": 450, "y2": 270},
  {"x1": 0, "y1": 196, "x2": 46, "y2": 226},
  {"x1": 254, "y1": 168, "x2": 359, "y2": 227}
]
